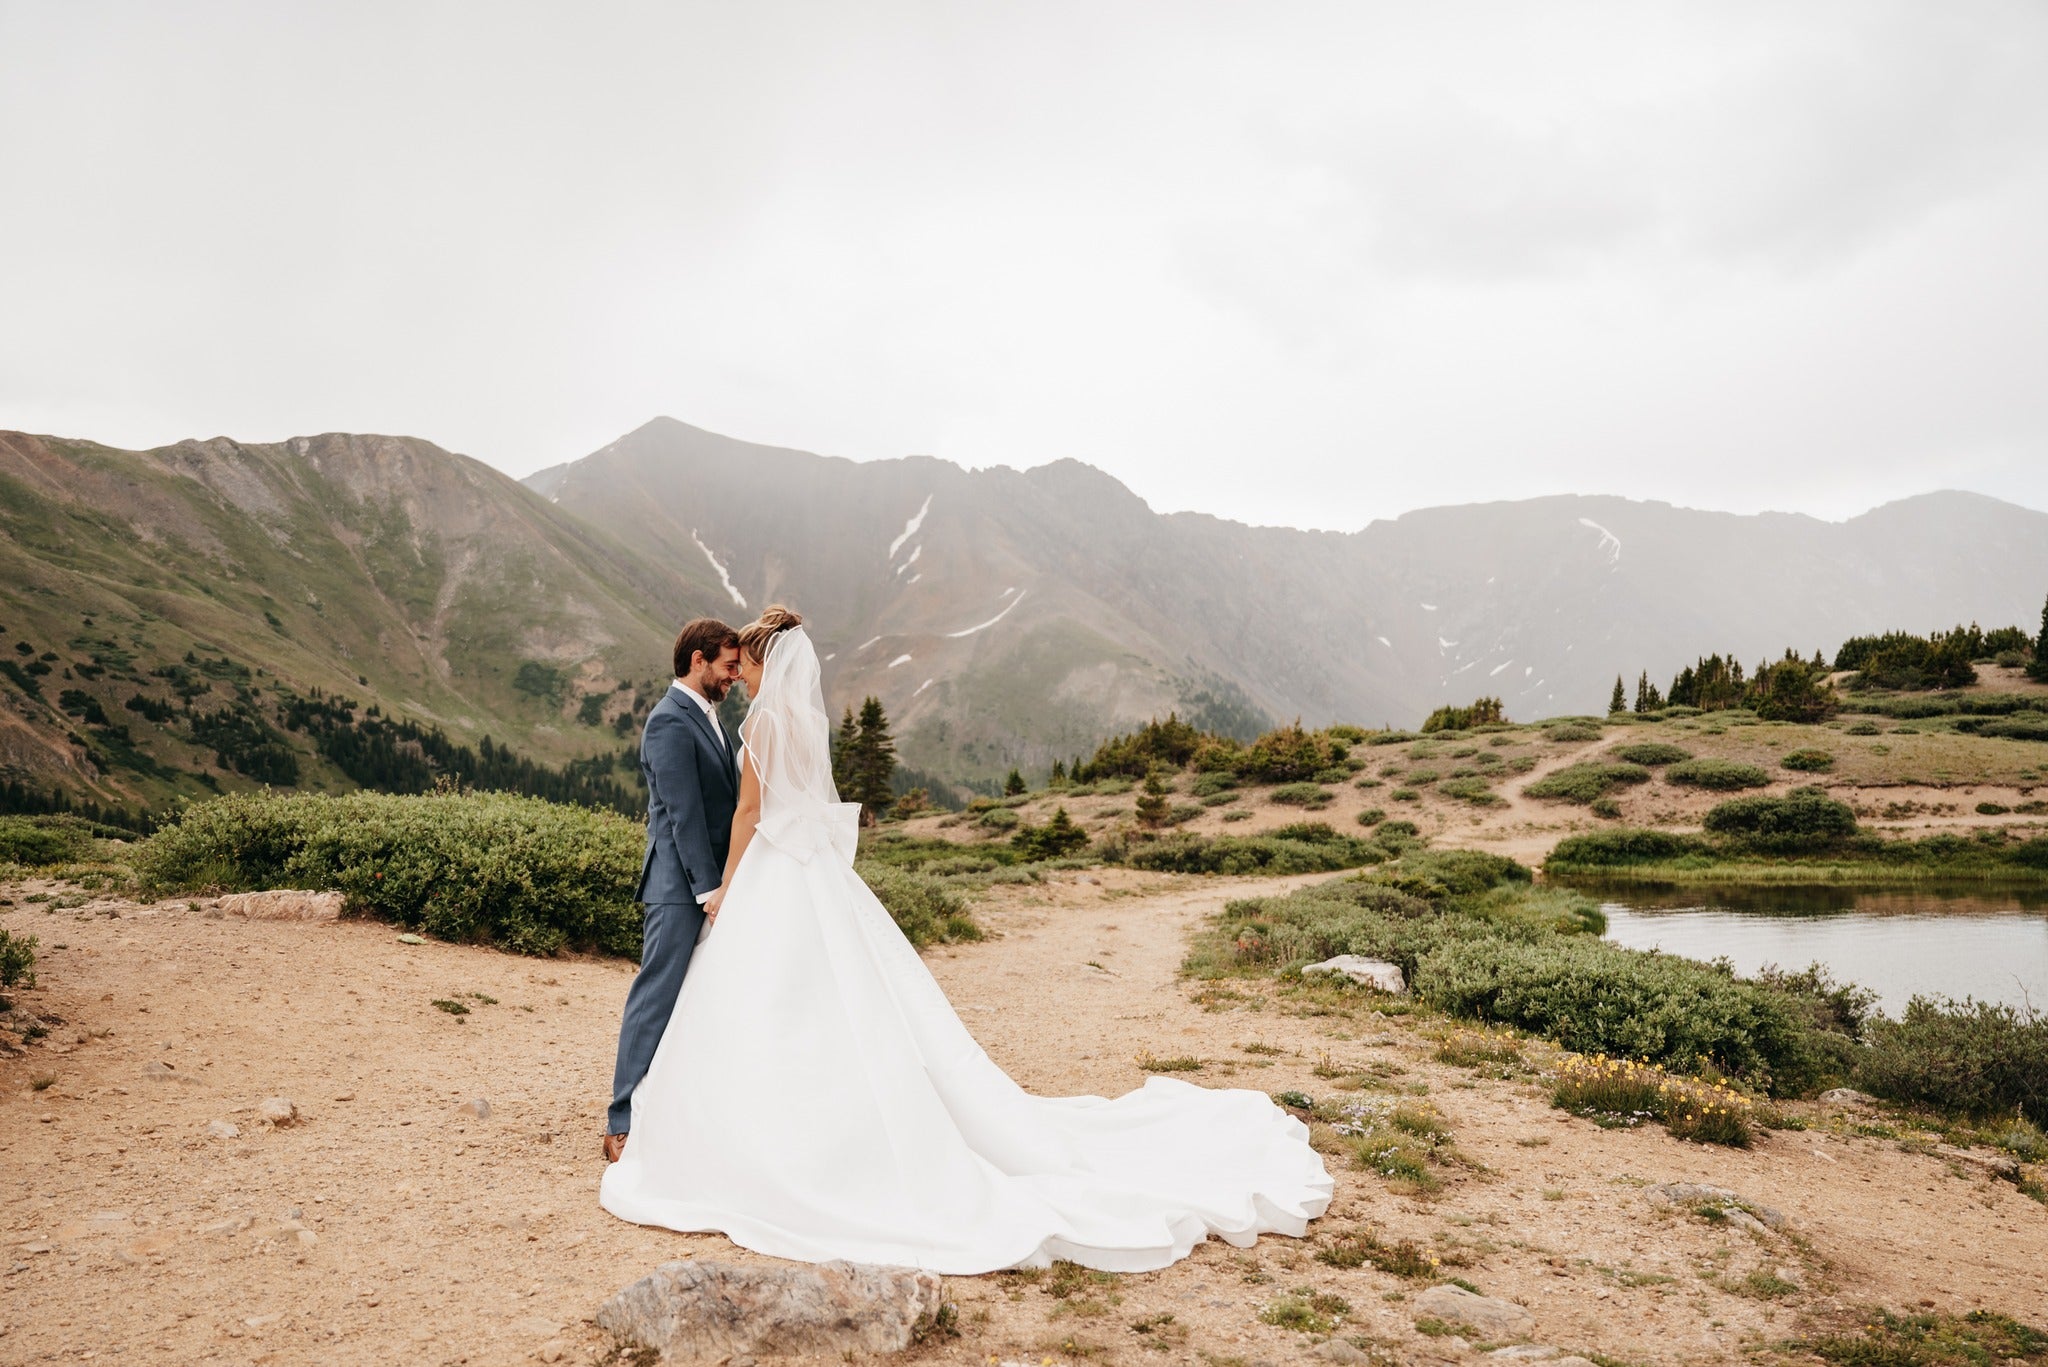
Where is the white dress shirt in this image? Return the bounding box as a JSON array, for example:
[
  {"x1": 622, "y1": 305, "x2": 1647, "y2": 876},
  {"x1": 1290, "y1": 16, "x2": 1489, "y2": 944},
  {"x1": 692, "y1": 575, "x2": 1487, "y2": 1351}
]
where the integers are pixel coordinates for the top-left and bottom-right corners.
[{"x1": 674, "y1": 678, "x2": 727, "y2": 902}]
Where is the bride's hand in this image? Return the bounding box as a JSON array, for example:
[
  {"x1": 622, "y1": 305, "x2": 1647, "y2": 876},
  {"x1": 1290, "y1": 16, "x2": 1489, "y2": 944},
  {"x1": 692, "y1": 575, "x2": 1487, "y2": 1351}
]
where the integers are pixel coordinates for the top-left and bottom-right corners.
[{"x1": 703, "y1": 886, "x2": 725, "y2": 924}]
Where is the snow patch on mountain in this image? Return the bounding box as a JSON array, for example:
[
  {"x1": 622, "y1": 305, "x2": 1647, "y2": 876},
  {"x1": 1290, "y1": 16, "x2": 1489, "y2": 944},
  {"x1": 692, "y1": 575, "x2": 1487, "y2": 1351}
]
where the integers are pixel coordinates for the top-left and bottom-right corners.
[
  {"x1": 690, "y1": 529, "x2": 747, "y2": 609},
  {"x1": 946, "y1": 590, "x2": 1027, "y2": 639},
  {"x1": 1578, "y1": 517, "x2": 1622, "y2": 565},
  {"x1": 889, "y1": 495, "x2": 933, "y2": 558}
]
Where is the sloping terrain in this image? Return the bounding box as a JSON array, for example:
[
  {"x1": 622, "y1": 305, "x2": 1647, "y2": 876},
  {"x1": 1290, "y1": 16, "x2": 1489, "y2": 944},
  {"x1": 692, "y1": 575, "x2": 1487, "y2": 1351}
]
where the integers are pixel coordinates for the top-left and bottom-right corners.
[{"x1": 0, "y1": 430, "x2": 715, "y2": 812}]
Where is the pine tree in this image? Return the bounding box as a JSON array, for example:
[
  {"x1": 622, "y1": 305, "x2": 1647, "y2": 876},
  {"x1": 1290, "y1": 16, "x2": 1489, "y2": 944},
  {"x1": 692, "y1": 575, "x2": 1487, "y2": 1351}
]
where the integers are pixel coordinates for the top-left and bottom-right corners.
[
  {"x1": 1633, "y1": 671, "x2": 1650, "y2": 713},
  {"x1": 1608, "y1": 676, "x2": 1627, "y2": 715},
  {"x1": 1135, "y1": 769, "x2": 1171, "y2": 827},
  {"x1": 1004, "y1": 768, "x2": 1026, "y2": 796},
  {"x1": 1049, "y1": 758, "x2": 1068, "y2": 787},
  {"x1": 831, "y1": 706, "x2": 859, "y2": 796},
  {"x1": 849, "y1": 696, "x2": 897, "y2": 819},
  {"x1": 2032, "y1": 592, "x2": 2048, "y2": 682}
]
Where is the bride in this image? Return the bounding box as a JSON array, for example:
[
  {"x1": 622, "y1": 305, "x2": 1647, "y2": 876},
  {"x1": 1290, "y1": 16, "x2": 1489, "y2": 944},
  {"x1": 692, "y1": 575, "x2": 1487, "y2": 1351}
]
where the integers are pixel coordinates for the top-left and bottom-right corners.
[{"x1": 599, "y1": 606, "x2": 1332, "y2": 1273}]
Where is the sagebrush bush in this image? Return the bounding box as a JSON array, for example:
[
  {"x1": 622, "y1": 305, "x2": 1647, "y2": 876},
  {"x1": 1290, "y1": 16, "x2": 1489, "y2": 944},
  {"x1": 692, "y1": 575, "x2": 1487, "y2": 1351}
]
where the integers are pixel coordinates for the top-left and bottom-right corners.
[
  {"x1": 1858, "y1": 997, "x2": 2048, "y2": 1119},
  {"x1": 1666, "y1": 758, "x2": 1772, "y2": 790},
  {"x1": 1781, "y1": 748, "x2": 1835, "y2": 772},
  {"x1": 1611, "y1": 742, "x2": 1692, "y2": 766},
  {"x1": 1524, "y1": 761, "x2": 1652, "y2": 804},
  {"x1": 1545, "y1": 722, "x2": 1604, "y2": 743},
  {"x1": 1268, "y1": 782, "x2": 1333, "y2": 808},
  {"x1": 1355, "y1": 807, "x2": 1387, "y2": 828}
]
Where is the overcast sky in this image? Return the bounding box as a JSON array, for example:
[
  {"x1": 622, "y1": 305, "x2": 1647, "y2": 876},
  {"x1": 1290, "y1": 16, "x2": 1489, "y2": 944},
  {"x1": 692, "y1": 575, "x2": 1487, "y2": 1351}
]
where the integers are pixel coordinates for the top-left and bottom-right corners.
[{"x1": 3, "y1": 2, "x2": 2045, "y2": 531}]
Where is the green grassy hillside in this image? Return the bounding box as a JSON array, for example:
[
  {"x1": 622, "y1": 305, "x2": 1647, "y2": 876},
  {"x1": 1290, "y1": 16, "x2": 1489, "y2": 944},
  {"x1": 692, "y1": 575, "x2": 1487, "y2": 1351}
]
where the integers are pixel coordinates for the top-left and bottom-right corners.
[{"x1": 0, "y1": 431, "x2": 721, "y2": 820}]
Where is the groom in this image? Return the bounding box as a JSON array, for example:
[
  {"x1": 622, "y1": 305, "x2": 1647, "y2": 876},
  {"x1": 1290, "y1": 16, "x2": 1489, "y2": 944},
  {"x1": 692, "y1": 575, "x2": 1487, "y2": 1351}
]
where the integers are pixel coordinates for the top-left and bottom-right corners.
[{"x1": 604, "y1": 616, "x2": 742, "y2": 1163}]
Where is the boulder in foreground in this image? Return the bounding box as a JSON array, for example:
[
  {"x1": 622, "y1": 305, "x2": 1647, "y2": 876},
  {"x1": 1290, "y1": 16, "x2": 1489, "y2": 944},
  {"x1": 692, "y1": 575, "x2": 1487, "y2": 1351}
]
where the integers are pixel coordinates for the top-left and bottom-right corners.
[{"x1": 596, "y1": 1259, "x2": 945, "y2": 1361}]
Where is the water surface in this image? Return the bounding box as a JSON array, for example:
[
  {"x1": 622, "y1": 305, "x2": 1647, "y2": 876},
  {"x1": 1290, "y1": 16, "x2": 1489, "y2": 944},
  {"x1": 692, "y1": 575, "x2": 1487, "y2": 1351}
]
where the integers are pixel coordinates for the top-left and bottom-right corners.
[{"x1": 1572, "y1": 881, "x2": 2048, "y2": 1016}]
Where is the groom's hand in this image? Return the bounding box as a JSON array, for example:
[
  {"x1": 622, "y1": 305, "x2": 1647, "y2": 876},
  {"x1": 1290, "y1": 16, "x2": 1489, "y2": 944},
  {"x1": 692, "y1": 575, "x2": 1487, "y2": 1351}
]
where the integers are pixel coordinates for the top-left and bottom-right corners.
[{"x1": 703, "y1": 885, "x2": 725, "y2": 923}]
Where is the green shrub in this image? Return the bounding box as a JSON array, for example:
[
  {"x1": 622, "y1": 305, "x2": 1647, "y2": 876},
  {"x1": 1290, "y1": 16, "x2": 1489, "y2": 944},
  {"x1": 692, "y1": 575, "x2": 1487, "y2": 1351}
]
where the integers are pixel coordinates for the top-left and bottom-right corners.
[
  {"x1": 1858, "y1": 998, "x2": 2048, "y2": 1119},
  {"x1": 1524, "y1": 762, "x2": 1652, "y2": 804},
  {"x1": 1419, "y1": 936, "x2": 1821, "y2": 1092},
  {"x1": 1781, "y1": 748, "x2": 1835, "y2": 772},
  {"x1": 136, "y1": 790, "x2": 644, "y2": 956},
  {"x1": 1269, "y1": 782, "x2": 1333, "y2": 808},
  {"x1": 1119, "y1": 824, "x2": 1386, "y2": 877},
  {"x1": 1978, "y1": 801, "x2": 2011, "y2": 816},
  {"x1": 1588, "y1": 796, "x2": 1622, "y2": 819},
  {"x1": 1846, "y1": 722, "x2": 1881, "y2": 736},
  {"x1": 0, "y1": 927, "x2": 35, "y2": 989},
  {"x1": 1437, "y1": 777, "x2": 1503, "y2": 807},
  {"x1": 1612, "y1": 742, "x2": 1692, "y2": 766},
  {"x1": 0, "y1": 815, "x2": 99, "y2": 867},
  {"x1": 1355, "y1": 807, "x2": 1387, "y2": 828},
  {"x1": 1546, "y1": 829, "x2": 1709, "y2": 868},
  {"x1": 1389, "y1": 787, "x2": 1420, "y2": 802},
  {"x1": 1666, "y1": 758, "x2": 1772, "y2": 791},
  {"x1": 1545, "y1": 722, "x2": 1604, "y2": 743},
  {"x1": 854, "y1": 864, "x2": 983, "y2": 949},
  {"x1": 1189, "y1": 771, "x2": 1239, "y2": 798},
  {"x1": 1403, "y1": 768, "x2": 1441, "y2": 786},
  {"x1": 977, "y1": 806, "x2": 1022, "y2": 831},
  {"x1": 1701, "y1": 787, "x2": 1859, "y2": 853}
]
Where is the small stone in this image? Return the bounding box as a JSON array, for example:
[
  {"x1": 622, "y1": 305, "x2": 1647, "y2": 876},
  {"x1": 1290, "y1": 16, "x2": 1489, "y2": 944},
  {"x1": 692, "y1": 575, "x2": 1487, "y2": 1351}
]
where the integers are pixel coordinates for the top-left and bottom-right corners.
[
  {"x1": 206, "y1": 1120, "x2": 242, "y2": 1140},
  {"x1": 1488, "y1": 1349, "x2": 1560, "y2": 1360},
  {"x1": 456, "y1": 1098, "x2": 491, "y2": 1120},
  {"x1": 396, "y1": 933, "x2": 425, "y2": 945},
  {"x1": 597, "y1": 1259, "x2": 944, "y2": 1360},
  {"x1": 1819, "y1": 1088, "x2": 1875, "y2": 1108},
  {"x1": 201, "y1": 1215, "x2": 253, "y2": 1236},
  {"x1": 538, "y1": 1344, "x2": 567, "y2": 1364},
  {"x1": 258, "y1": 1097, "x2": 299, "y2": 1128},
  {"x1": 1412, "y1": 1284, "x2": 1534, "y2": 1340},
  {"x1": 296, "y1": 1229, "x2": 318, "y2": 1247},
  {"x1": 1313, "y1": 1340, "x2": 1373, "y2": 1364},
  {"x1": 1301, "y1": 955, "x2": 1407, "y2": 994}
]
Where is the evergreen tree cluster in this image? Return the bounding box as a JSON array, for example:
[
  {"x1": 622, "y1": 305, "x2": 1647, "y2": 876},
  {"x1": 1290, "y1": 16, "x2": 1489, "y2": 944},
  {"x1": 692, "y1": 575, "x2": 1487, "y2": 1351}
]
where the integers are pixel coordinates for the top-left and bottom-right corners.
[
  {"x1": 279, "y1": 692, "x2": 637, "y2": 814},
  {"x1": 831, "y1": 696, "x2": 899, "y2": 820},
  {"x1": 1663, "y1": 650, "x2": 1838, "y2": 722},
  {"x1": 1074, "y1": 713, "x2": 1207, "y2": 781},
  {"x1": 1422, "y1": 697, "x2": 1505, "y2": 732}
]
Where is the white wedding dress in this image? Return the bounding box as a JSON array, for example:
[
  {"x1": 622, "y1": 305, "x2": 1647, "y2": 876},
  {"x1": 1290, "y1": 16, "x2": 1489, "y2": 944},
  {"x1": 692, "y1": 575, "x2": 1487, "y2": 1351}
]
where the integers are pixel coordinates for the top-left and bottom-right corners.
[{"x1": 599, "y1": 628, "x2": 1332, "y2": 1273}]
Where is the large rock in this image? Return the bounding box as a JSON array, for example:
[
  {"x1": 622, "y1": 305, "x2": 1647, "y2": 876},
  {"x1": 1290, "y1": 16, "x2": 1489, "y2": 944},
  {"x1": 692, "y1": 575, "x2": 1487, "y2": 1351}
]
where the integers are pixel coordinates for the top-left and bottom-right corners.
[
  {"x1": 596, "y1": 1259, "x2": 945, "y2": 1361},
  {"x1": 1301, "y1": 956, "x2": 1406, "y2": 994},
  {"x1": 1413, "y1": 1284, "x2": 1534, "y2": 1339},
  {"x1": 1818, "y1": 1088, "x2": 1875, "y2": 1108},
  {"x1": 1644, "y1": 1183, "x2": 1787, "y2": 1230},
  {"x1": 214, "y1": 890, "x2": 344, "y2": 922}
]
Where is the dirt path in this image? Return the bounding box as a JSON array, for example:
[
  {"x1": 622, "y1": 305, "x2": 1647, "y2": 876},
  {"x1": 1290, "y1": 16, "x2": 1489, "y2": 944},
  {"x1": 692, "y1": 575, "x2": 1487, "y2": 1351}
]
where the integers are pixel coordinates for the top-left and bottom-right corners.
[{"x1": 4, "y1": 872, "x2": 2045, "y2": 1366}]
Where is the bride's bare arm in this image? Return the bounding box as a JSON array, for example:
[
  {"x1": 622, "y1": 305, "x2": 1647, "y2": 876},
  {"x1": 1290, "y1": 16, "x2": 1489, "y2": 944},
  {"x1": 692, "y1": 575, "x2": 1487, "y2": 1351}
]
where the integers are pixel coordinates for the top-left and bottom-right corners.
[{"x1": 708, "y1": 753, "x2": 762, "y2": 923}]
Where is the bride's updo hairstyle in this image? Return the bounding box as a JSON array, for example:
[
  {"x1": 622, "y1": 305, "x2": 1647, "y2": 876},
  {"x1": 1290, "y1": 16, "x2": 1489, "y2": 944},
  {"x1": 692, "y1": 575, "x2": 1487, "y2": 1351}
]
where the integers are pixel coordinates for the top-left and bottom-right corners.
[{"x1": 737, "y1": 605, "x2": 804, "y2": 663}]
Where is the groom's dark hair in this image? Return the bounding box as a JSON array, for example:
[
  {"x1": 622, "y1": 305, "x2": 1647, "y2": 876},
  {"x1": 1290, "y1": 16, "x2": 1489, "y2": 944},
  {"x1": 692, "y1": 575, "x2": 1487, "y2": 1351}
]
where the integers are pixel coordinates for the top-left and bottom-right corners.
[{"x1": 673, "y1": 617, "x2": 739, "y2": 678}]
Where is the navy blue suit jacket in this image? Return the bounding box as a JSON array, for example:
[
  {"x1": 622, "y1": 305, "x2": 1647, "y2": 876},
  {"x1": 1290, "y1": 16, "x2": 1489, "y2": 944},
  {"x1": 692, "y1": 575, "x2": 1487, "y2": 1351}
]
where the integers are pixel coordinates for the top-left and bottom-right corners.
[{"x1": 635, "y1": 684, "x2": 740, "y2": 905}]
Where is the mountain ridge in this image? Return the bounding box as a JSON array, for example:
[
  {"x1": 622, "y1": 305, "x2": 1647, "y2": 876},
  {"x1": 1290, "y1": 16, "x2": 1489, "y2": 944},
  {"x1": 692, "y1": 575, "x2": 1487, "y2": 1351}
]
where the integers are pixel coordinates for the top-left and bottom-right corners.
[{"x1": 3, "y1": 417, "x2": 2044, "y2": 810}]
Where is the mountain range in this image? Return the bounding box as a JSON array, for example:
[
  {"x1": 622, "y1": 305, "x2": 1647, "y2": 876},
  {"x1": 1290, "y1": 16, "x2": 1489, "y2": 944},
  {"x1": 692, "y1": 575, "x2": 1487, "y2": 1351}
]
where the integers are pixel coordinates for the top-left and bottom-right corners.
[{"x1": 3, "y1": 416, "x2": 2044, "y2": 813}]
